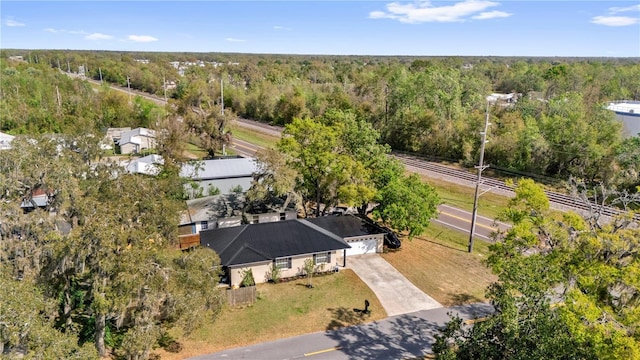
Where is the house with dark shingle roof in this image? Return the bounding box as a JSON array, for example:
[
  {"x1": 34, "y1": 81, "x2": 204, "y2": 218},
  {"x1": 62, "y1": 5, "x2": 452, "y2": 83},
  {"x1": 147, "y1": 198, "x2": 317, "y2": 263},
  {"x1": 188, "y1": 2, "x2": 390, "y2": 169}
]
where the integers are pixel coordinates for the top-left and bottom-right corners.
[
  {"x1": 307, "y1": 215, "x2": 385, "y2": 256},
  {"x1": 200, "y1": 219, "x2": 351, "y2": 287},
  {"x1": 199, "y1": 215, "x2": 386, "y2": 287}
]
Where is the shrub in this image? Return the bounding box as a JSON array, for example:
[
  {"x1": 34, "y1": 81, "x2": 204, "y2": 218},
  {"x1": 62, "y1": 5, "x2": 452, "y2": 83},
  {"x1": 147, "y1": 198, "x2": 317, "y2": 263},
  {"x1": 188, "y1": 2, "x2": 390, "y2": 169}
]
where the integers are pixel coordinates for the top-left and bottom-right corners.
[
  {"x1": 268, "y1": 263, "x2": 282, "y2": 283},
  {"x1": 240, "y1": 268, "x2": 255, "y2": 287}
]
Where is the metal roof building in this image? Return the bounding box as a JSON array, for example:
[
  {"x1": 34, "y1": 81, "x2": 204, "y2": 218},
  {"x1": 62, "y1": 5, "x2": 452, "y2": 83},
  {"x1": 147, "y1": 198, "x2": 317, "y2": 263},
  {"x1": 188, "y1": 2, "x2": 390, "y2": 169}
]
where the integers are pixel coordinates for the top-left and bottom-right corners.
[{"x1": 607, "y1": 101, "x2": 640, "y2": 138}]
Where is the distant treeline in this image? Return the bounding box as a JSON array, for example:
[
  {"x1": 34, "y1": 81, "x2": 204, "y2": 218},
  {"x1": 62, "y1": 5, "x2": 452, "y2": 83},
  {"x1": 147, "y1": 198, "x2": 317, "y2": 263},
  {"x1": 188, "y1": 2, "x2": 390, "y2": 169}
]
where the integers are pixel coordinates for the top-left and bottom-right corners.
[{"x1": 2, "y1": 49, "x2": 640, "y2": 189}]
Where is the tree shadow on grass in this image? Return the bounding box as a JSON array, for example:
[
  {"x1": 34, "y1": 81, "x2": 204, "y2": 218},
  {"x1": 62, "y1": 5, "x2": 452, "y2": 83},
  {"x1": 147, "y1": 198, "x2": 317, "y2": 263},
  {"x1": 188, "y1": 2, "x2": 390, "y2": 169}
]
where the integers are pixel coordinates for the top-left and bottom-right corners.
[
  {"x1": 449, "y1": 292, "x2": 484, "y2": 305},
  {"x1": 326, "y1": 307, "x2": 371, "y2": 331},
  {"x1": 414, "y1": 233, "x2": 466, "y2": 253}
]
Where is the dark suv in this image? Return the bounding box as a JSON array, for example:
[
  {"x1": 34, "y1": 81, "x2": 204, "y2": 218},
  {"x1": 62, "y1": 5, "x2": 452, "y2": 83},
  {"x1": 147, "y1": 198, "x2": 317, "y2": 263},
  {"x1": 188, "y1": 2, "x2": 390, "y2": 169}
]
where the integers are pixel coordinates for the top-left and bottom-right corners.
[{"x1": 381, "y1": 226, "x2": 402, "y2": 249}]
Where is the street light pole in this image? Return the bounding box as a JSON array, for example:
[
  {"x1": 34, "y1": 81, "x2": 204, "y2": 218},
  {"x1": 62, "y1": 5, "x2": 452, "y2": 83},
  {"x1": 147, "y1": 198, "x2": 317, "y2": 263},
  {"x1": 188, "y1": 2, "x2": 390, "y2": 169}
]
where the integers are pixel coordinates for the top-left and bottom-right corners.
[{"x1": 468, "y1": 101, "x2": 491, "y2": 253}]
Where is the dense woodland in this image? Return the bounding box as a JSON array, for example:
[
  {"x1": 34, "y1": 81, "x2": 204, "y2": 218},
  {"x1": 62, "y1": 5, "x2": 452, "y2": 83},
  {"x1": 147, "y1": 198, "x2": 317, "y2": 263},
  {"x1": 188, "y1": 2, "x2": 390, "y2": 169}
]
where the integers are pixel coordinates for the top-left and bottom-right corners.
[
  {"x1": 2, "y1": 50, "x2": 640, "y2": 190},
  {"x1": 1, "y1": 50, "x2": 639, "y2": 358}
]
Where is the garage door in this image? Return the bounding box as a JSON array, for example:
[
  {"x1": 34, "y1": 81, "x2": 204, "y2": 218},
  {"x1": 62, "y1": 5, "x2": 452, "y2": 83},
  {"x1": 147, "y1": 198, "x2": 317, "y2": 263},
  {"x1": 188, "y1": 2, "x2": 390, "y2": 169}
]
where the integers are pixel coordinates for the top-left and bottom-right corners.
[{"x1": 346, "y1": 239, "x2": 378, "y2": 256}]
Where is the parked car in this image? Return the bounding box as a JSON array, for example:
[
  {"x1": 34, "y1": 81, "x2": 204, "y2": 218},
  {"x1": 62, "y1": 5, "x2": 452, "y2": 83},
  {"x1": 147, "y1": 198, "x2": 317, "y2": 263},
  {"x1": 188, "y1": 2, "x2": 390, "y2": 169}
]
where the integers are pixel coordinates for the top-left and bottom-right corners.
[{"x1": 381, "y1": 226, "x2": 402, "y2": 249}]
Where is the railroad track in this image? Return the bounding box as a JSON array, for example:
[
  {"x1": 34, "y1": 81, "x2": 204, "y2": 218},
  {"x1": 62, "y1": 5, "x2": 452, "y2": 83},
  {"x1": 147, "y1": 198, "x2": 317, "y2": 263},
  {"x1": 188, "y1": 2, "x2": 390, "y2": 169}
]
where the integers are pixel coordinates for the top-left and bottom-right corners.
[{"x1": 393, "y1": 152, "x2": 638, "y2": 220}]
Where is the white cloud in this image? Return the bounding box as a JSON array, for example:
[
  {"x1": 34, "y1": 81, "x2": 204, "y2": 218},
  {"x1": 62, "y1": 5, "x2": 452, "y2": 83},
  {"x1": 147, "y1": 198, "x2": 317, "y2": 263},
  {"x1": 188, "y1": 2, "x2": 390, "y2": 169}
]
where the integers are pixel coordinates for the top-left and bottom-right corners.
[
  {"x1": 591, "y1": 16, "x2": 639, "y2": 27},
  {"x1": 369, "y1": 0, "x2": 504, "y2": 23},
  {"x1": 226, "y1": 38, "x2": 246, "y2": 42},
  {"x1": 5, "y1": 19, "x2": 25, "y2": 27},
  {"x1": 273, "y1": 25, "x2": 292, "y2": 31},
  {"x1": 591, "y1": 4, "x2": 639, "y2": 26},
  {"x1": 45, "y1": 28, "x2": 87, "y2": 35},
  {"x1": 609, "y1": 4, "x2": 640, "y2": 14},
  {"x1": 85, "y1": 33, "x2": 113, "y2": 40},
  {"x1": 472, "y1": 10, "x2": 511, "y2": 20},
  {"x1": 127, "y1": 35, "x2": 158, "y2": 42}
]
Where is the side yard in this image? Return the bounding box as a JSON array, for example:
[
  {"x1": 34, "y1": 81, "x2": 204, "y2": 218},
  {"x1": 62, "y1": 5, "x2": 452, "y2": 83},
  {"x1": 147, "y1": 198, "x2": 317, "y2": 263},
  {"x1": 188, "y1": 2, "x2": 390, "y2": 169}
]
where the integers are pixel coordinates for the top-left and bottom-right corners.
[{"x1": 382, "y1": 223, "x2": 497, "y2": 306}]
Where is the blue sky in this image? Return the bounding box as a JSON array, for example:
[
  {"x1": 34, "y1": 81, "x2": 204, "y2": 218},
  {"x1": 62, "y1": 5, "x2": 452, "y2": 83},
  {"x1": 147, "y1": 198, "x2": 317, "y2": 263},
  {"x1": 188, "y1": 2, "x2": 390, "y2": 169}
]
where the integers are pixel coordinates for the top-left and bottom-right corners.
[{"x1": 1, "y1": 1, "x2": 639, "y2": 57}]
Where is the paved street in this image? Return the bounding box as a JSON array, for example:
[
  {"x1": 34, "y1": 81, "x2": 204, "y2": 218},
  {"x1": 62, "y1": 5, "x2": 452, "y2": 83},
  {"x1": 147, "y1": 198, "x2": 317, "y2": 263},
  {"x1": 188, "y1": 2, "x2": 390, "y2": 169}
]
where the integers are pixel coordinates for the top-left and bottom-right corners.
[
  {"x1": 435, "y1": 204, "x2": 511, "y2": 241},
  {"x1": 347, "y1": 254, "x2": 442, "y2": 316},
  {"x1": 189, "y1": 302, "x2": 494, "y2": 360}
]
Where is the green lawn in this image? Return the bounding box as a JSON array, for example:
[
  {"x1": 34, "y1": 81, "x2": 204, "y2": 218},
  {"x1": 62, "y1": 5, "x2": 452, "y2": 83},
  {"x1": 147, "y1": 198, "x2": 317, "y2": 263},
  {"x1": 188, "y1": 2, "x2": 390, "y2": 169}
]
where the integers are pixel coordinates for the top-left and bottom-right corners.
[
  {"x1": 159, "y1": 270, "x2": 386, "y2": 359},
  {"x1": 229, "y1": 125, "x2": 280, "y2": 149},
  {"x1": 183, "y1": 142, "x2": 206, "y2": 159},
  {"x1": 416, "y1": 174, "x2": 511, "y2": 220}
]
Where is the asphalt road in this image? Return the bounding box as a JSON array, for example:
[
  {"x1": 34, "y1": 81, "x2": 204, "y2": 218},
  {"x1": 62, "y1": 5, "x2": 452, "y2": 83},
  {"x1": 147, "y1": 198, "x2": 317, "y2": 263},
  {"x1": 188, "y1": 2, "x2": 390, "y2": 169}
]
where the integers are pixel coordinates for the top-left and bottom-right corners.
[
  {"x1": 230, "y1": 137, "x2": 263, "y2": 157},
  {"x1": 189, "y1": 302, "x2": 494, "y2": 360},
  {"x1": 435, "y1": 204, "x2": 511, "y2": 241}
]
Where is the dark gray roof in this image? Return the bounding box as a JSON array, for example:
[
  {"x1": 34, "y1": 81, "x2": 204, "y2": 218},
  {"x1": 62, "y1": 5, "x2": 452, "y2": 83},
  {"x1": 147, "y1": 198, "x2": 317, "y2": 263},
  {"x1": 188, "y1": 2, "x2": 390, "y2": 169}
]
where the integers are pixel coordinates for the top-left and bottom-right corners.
[
  {"x1": 307, "y1": 215, "x2": 387, "y2": 238},
  {"x1": 200, "y1": 219, "x2": 351, "y2": 267}
]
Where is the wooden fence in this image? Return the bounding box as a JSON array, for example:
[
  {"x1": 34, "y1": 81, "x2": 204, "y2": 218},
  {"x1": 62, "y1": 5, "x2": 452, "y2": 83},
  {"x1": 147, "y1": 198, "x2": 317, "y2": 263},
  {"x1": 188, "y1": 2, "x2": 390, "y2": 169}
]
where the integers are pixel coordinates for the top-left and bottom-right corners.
[
  {"x1": 178, "y1": 233, "x2": 200, "y2": 250},
  {"x1": 227, "y1": 286, "x2": 256, "y2": 306}
]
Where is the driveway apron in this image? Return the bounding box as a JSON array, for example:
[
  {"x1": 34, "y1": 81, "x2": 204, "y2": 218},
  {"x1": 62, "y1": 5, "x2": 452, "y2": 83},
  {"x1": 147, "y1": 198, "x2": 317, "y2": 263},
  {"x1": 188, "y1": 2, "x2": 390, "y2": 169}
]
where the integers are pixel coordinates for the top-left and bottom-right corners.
[{"x1": 347, "y1": 254, "x2": 442, "y2": 316}]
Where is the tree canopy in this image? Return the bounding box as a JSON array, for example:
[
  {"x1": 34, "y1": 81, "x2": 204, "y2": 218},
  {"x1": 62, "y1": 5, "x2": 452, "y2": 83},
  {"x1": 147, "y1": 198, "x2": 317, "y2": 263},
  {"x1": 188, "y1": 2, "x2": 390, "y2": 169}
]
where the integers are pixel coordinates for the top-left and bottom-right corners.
[
  {"x1": 434, "y1": 179, "x2": 640, "y2": 359},
  {"x1": 0, "y1": 135, "x2": 224, "y2": 358},
  {"x1": 249, "y1": 109, "x2": 439, "y2": 238}
]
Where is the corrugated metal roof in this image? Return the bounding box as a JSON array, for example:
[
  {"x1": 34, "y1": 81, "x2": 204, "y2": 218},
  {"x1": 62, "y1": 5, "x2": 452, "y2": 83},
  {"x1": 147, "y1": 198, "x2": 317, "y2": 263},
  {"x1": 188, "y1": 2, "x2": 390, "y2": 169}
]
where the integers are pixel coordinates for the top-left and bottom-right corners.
[
  {"x1": 607, "y1": 101, "x2": 640, "y2": 115},
  {"x1": 180, "y1": 157, "x2": 258, "y2": 180},
  {"x1": 118, "y1": 127, "x2": 156, "y2": 145}
]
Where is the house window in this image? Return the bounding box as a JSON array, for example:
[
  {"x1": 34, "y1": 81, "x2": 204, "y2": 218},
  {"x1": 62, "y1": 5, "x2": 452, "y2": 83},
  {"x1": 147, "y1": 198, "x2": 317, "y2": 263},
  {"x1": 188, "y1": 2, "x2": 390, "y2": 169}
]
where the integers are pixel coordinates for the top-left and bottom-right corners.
[
  {"x1": 314, "y1": 252, "x2": 331, "y2": 265},
  {"x1": 201, "y1": 221, "x2": 208, "y2": 230},
  {"x1": 275, "y1": 257, "x2": 292, "y2": 269}
]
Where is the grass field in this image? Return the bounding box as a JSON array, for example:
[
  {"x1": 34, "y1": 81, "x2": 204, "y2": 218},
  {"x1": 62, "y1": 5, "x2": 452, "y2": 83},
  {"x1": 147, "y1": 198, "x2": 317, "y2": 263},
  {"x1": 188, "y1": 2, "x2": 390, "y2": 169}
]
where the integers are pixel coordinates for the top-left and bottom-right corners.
[
  {"x1": 229, "y1": 125, "x2": 280, "y2": 149},
  {"x1": 416, "y1": 173, "x2": 511, "y2": 220},
  {"x1": 157, "y1": 270, "x2": 386, "y2": 359},
  {"x1": 184, "y1": 143, "x2": 208, "y2": 159}
]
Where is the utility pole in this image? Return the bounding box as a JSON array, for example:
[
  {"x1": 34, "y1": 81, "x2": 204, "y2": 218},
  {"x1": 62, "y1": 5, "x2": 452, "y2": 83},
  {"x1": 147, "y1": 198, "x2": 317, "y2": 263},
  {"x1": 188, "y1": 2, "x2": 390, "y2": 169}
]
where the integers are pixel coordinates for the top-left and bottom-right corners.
[
  {"x1": 127, "y1": 76, "x2": 132, "y2": 103},
  {"x1": 99, "y1": 67, "x2": 103, "y2": 85},
  {"x1": 468, "y1": 101, "x2": 491, "y2": 253},
  {"x1": 163, "y1": 75, "x2": 167, "y2": 102}
]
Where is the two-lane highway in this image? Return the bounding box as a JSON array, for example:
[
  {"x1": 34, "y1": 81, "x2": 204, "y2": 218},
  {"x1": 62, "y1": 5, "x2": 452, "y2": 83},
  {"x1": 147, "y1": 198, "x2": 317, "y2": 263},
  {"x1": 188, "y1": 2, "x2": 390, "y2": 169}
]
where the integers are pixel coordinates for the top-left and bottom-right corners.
[{"x1": 436, "y1": 204, "x2": 510, "y2": 241}]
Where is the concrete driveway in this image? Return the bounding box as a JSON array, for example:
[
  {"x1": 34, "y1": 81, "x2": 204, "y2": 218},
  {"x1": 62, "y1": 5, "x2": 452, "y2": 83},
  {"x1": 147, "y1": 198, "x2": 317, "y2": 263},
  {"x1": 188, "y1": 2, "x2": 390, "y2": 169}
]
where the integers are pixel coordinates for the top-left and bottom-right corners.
[{"x1": 347, "y1": 254, "x2": 442, "y2": 316}]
